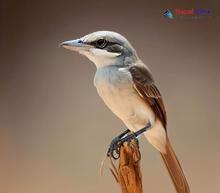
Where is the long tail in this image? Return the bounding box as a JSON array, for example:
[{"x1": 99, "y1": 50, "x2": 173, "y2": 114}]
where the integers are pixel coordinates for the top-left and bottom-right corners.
[{"x1": 160, "y1": 137, "x2": 190, "y2": 193}]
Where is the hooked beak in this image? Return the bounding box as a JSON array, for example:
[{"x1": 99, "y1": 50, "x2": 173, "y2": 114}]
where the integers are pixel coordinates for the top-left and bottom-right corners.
[{"x1": 60, "y1": 39, "x2": 91, "y2": 52}]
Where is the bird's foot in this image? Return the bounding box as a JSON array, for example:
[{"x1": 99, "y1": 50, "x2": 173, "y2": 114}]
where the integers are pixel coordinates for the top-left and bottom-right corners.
[
  {"x1": 107, "y1": 129, "x2": 130, "y2": 160},
  {"x1": 107, "y1": 122, "x2": 151, "y2": 160}
]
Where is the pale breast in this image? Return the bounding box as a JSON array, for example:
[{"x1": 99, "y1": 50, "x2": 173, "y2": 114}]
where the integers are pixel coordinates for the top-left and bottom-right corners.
[
  {"x1": 94, "y1": 66, "x2": 155, "y2": 130},
  {"x1": 94, "y1": 66, "x2": 166, "y2": 153},
  {"x1": 94, "y1": 66, "x2": 133, "y2": 117}
]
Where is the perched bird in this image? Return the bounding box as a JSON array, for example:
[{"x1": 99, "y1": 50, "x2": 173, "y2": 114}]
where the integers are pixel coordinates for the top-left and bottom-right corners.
[{"x1": 61, "y1": 31, "x2": 190, "y2": 193}]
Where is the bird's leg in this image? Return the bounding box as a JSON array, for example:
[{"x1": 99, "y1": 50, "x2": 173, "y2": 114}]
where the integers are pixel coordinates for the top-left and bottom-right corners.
[
  {"x1": 107, "y1": 129, "x2": 130, "y2": 159},
  {"x1": 107, "y1": 122, "x2": 151, "y2": 159}
]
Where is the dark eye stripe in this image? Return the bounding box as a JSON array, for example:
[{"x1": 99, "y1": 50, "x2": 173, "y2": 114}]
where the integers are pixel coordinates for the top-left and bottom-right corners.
[
  {"x1": 106, "y1": 44, "x2": 123, "y2": 53},
  {"x1": 84, "y1": 40, "x2": 123, "y2": 53},
  {"x1": 96, "y1": 39, "x2": 108, "y2": 48},
  {"x1": 87, "y1": 40, "x2": 116, "y2": 48}
]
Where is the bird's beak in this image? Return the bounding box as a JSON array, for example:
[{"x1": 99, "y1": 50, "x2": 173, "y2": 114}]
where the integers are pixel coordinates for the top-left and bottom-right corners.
[{"x1": 60, "y1": 39, "x2": 91, "y2": 52}]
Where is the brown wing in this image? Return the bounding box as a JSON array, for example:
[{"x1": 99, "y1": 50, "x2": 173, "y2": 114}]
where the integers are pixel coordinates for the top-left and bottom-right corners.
[{"x1": 129, "y1": 65, "x2": 167, "y2": 129}]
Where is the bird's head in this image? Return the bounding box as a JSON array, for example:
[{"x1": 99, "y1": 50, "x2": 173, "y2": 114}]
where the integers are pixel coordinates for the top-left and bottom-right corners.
[{"x1": 60, "y1": 31, "x2": 138, "y2": 68}]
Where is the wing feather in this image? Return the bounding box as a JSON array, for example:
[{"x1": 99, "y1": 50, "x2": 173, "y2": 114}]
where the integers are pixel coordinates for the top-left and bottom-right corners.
[{"x1": 129, "y1": 65, "x2": 167, "y2": 129}]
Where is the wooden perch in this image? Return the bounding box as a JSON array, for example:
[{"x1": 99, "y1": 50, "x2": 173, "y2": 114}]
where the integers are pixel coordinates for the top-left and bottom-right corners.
[{"x1": 109, "y1": 139, "x2": 143, "y2": 193}]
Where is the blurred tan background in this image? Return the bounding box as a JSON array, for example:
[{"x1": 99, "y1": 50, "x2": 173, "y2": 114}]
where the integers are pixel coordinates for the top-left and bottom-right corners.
[{"x1": 0, "y1": 0, "x2": 220, "y2": 193}]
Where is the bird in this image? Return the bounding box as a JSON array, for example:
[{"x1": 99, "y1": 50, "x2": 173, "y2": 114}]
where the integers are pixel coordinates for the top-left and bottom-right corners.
[{"x1": 60, "y1": 31, "x2": 190, "y2": 193}]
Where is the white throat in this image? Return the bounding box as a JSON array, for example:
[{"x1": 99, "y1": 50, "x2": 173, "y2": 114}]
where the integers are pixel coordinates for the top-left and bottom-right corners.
[{"x1": 81, "y1": 48, "x2": 121, "y2": 68}]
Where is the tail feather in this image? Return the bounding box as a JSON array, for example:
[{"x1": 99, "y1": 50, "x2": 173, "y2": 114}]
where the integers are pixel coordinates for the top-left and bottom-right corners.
[{"x1": 160, "y1": 138, "x2": 190, "y2": 193}]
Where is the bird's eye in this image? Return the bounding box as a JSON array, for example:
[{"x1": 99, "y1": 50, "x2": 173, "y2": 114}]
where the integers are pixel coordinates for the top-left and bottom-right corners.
[{"x1": 96, "y1": 39, "x2": 108, "y2": 49}]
